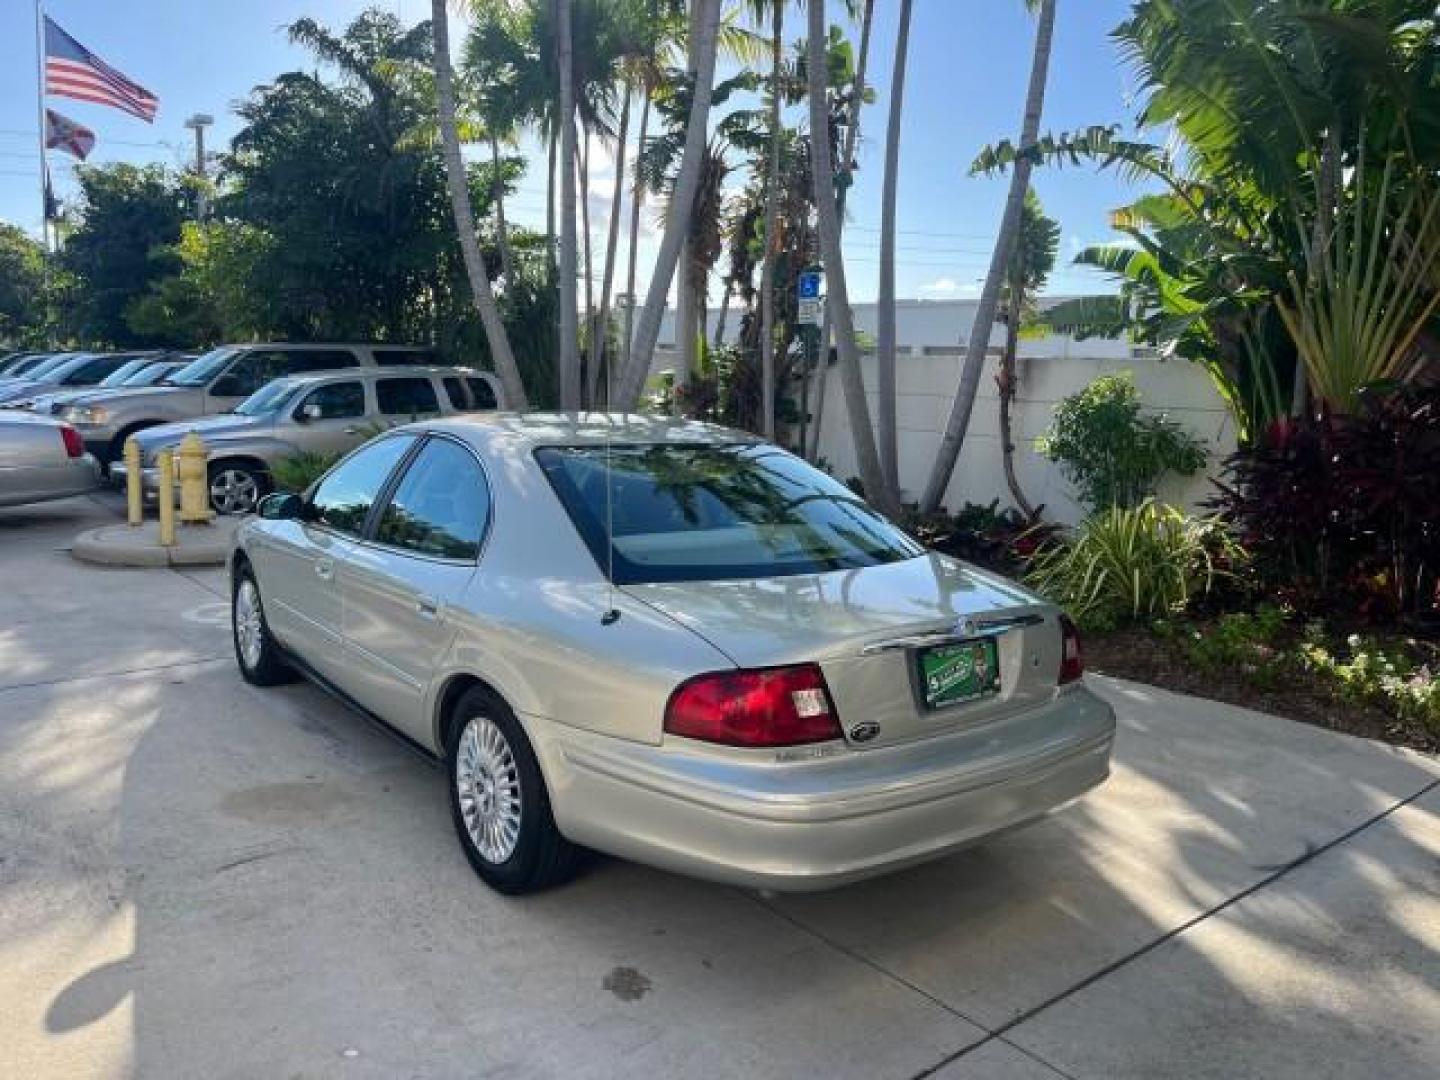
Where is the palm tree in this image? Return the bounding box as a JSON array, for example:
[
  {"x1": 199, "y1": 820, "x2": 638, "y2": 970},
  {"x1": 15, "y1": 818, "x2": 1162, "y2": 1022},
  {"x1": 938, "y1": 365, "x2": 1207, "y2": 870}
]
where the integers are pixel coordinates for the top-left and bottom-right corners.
[
  {"x1": 752, "y1": 0, "x2": 786, "y2": 441},
  {"x1": 431, "y1": 0, "x2": 529, "y2": 410},
  {"x1": 805, "y1": 5, "x2": 875, "y2": 464},
  {"x1": 998, "y1": 189, "x2": 1058, "y2": 521},
  {"x1": 614, "y1": 0, "x2": 724, "y2": 410},
  {"x1": 875, "y1": 0, "x2": 912, "y2": 495},
  {"x1": 805, "y1": 0, "x2": 893, "y2": 515},
  {"x1": 921, "y1": 0, "x2": 1056, "y2": 513}
]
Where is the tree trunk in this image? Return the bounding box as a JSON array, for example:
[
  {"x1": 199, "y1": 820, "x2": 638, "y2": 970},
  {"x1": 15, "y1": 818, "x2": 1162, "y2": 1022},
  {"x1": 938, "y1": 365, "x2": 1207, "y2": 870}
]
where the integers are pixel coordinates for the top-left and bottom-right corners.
[
  {"x1": 758, "y1": 3, "x2": 785, "y2": 441},
  {"x1": 579, "y1": 118, "x2": 595, "y2": 404},
  {"x1": 591, "y1": 87, "x2": 632, "y2": 406},
  {"x1": 430, "y1": 0, "x2": 528, "y2": 410},
  {"x1": 557, "y1": 0, "x2": 581, "y2": 410},
  {"x1": 489, "y1": 135, "x2": 516, "y2": 283},
  {"x1": 806, "y1": 0, "x2": 892, "y2": 515},
  {"x1": 877, "y1": 0, "x2": 912, "y2": 496},
  {"x1": 614, "y1": 0, "x2": 723, "y2": 409},
  {"x1": 674, "y1": 237, "x2": 695, "y2": 410},
  {"x1": 621, "y1": 90, "x2": 651, "y2": 403},
  {"x1": 920, "y1": 0, "x2": 1056, "y2": 513},
  {"x1": 713, "y1": 279, "x2": 732, "y2": 348},
  {"x1": 998, "y1": 293, "x2": 1037, "y2": 520},
  {"x1": 546, "y1": 123, "x2": 557, "y2": 256},
  {"x1": 806, "y1": 0, "x2": 874, "y2": 464}
]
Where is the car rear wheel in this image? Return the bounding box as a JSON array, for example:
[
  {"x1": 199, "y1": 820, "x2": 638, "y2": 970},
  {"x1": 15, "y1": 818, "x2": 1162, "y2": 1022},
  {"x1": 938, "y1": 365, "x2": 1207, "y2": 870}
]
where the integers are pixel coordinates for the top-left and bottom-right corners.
[
  {"x1": 446, "y1": 686, "x2": 577, "y2": 894},
  {"x1": 209, "y1": 462, "x2": 268, "y2": 515},
  {"x1": 232, "y1": 567, "x2": 294, "y2": 686}
]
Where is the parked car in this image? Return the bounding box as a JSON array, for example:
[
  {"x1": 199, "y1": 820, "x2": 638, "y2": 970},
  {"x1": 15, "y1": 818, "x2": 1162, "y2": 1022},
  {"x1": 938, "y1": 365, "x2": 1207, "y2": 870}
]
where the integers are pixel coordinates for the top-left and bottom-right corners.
[
  {"x1": 0, "y1": 413, "x2": 100, "y2": 508},
  {"x1": 119, "y1": 366, "x2": 502, "y2": 514},
  {"x1": 29, "y1": 354, "x2": 192, "y2": 416},
  {"x1": 60, "y1": 342, "x2": 443, "y2": 466},
  {"x1": 0, "y1": 352, "x2": 144, "y2": 408},
  {"x1": 0, "y1": 352, "x2": 50, "y2": 379},
  {"x1": 230, "y1": 414, "x2": 1115, "y2": 895}
]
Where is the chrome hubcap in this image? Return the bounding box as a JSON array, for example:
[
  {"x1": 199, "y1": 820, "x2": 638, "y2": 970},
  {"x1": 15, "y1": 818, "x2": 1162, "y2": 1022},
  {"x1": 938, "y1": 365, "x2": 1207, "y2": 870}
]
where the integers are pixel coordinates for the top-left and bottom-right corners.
[
  {"x1": 455, "y1": 716, "x2": 522, "y2": 864},
  {"x1": 211, "y1": 469, "x2": 259, "y2": 515},
  {"x1": 235, "y1": 580, "x2": 263, "y2": 670}
]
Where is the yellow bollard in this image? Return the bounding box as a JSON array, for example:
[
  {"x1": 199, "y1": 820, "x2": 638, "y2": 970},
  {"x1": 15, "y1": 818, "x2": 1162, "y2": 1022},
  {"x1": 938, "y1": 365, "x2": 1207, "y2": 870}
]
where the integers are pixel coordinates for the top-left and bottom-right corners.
[
  {"x1": 177, "y1": 431, "x2": 213, "y2": 524},
  {"x1": 124, "y1": 437, "x2": 143, "y2": 527},
  {"x1": 157, "y1": 449, "x2": 176, "y2": 548}
]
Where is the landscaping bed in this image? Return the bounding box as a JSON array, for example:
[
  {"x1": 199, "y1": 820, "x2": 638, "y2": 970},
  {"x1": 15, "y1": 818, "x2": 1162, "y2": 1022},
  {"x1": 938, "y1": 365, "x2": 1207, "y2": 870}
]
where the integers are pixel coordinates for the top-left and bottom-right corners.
[{"x1": 1086, "y1": 613, "x2": 1440, "y2": 754}]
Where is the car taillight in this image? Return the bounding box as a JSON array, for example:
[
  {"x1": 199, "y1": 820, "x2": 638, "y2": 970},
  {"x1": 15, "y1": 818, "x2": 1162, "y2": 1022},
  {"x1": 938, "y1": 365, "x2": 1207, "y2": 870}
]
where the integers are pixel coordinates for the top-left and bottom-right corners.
[
  {"x1": 1058, "y1": 615, "x2": 1084, "y2": 684},
  {"x1": 665, "y1": 663, "x2": 841, "y2": 747},
  {"x1": 59, "y1": 425, "x2": 84, "y2": 459}
]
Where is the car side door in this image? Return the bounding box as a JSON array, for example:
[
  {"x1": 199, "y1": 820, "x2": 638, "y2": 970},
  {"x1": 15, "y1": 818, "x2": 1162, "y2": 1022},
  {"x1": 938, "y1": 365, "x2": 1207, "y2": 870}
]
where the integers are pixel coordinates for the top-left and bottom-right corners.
[
  {"x1": 288, "y1": 379, "x2": 369, "y2": 458},
  {"x1": 255, "y1": 434, "x2": 419, "y2": 683},
  {"x1": 337, "y1": 435, "x2": 490, "y2": 742}
]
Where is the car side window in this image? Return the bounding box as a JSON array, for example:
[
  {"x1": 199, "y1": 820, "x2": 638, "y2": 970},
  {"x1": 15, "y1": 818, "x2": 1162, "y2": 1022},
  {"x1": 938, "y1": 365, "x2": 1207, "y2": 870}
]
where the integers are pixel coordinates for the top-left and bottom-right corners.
[
  {"x1": 308, "y1": 435, "x2": 417, "y2": 536},
  {"x1": 214, "y1": 350, "x2": 289, "y2": 397},
  {"x1": 374, "y1": 438, "x2": 489, "y2": 560},
  {"x1": 285, "y1": 349, "x2": 360, "y2": 373},
  {"x1": 376, "y1": 377, "x2": 440, "y2": 417},
  {"x1": 442, "y1": 376, "x2": 499, "y2": 411},
  {"x1": 296, "y1": 381, "x2": 364, "y2": 420}
]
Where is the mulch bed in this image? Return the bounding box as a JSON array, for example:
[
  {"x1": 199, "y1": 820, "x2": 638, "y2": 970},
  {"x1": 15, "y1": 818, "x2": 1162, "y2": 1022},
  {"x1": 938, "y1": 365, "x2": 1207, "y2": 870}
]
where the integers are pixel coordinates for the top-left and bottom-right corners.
[{"x1": 1085, "y1": 624, "x2": 1440, "y2": 755}]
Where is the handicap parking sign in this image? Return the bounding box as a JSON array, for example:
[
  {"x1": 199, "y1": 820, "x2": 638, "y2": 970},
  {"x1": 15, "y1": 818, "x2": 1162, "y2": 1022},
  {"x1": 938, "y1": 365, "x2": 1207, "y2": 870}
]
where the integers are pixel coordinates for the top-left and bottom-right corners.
[{"x1": 797, "y1": 270, "x2": 823, "y2": 300}]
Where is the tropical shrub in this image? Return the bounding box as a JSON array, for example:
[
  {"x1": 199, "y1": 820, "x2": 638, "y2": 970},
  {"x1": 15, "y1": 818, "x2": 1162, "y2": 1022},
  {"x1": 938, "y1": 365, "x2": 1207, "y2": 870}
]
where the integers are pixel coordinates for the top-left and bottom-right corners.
[
  {"x1": 1301, "y1": 631, "x2": 1440, "y2": 735},
  {"x1": 907, "y1": 500, "x2": 1060, "y2": 577},
  {"x1": 1213, "y1": 388, "x2": 1440, "y2": 620},
  {"x1": 270, "y1": 451, "x2": 341, "y2": 494},
  {"x1": 1037, "y1": 373, "x2": 1207, "y2": 513},
  {"x1": 1025, "y1": 500, "x2": 1244, "y2": 630},
  {"x1": 1175, "y1": 605, "x2": 1291, "y2": 690}
]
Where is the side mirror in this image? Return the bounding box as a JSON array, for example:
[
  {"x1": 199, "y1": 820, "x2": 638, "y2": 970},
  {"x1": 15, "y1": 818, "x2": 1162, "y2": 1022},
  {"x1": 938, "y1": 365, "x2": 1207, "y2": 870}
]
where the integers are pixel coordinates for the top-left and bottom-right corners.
[
  {"x1": 257, "y1": 492, "x2": 305, "y2": 521},
  {"x1": 299, "y1": 402, "x2": 323, "y2": 422}
]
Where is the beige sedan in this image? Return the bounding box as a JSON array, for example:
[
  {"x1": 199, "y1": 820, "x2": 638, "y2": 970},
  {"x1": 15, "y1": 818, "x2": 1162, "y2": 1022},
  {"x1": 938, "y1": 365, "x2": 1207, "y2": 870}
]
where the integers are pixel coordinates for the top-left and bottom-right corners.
[
  {"x1": 230, "y1": 414, "x2": 1115, "y2": 894},
  {"x1": 0, "y1": 414, "x2": 100, "y2": 508}
]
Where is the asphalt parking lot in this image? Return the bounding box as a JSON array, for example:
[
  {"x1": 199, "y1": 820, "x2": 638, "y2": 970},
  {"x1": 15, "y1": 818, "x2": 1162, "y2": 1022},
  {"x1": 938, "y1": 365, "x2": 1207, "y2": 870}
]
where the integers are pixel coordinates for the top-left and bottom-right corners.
[{"x1": 2, "y1": 495, "x2": 1438, "y2": 1079}]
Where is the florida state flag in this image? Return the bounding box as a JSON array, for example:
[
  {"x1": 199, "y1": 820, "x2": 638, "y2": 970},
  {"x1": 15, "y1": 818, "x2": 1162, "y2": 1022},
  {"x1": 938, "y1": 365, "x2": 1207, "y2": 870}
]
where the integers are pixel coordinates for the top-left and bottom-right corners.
[{"x1": 45, "y1": 108, "x2": 96, "y2": 162}]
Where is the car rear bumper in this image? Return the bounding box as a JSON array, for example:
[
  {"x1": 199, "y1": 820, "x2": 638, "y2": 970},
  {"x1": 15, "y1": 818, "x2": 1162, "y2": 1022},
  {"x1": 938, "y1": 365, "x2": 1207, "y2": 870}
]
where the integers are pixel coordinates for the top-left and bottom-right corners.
[
  {"x1": 0, "y1": 455, "x2": 101, "y2": 508},
  {"x1": 530, "y1": 686, "x2": 1116, "y2": 891}
]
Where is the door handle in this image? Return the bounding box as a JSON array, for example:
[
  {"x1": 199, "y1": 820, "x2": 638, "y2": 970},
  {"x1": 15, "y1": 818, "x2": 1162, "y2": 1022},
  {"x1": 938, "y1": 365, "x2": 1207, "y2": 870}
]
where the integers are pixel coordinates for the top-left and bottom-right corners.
[
  {"x1": 416, "y1": 595, "x2": 441, "y2": 620},
  {"x1": 343, "y1": 426, "x2": 361, "y2": 435},
  {"x1": 315, "y1": 558, "x2": 333, "y2": 581}
]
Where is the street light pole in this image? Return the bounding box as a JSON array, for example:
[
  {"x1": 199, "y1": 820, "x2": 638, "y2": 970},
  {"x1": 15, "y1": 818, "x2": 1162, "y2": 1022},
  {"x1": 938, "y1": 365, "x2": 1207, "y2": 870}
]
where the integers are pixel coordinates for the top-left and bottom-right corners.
[{"x1": 183, "y1": 113, "x2": 213, "y2": 222}]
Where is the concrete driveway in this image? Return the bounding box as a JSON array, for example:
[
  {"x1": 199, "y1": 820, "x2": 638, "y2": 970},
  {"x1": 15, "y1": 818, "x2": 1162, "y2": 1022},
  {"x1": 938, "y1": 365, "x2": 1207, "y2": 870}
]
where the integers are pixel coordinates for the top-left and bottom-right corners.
[{"x1": 1, "y1": 496, "x2": 1437, "y2": 1080}]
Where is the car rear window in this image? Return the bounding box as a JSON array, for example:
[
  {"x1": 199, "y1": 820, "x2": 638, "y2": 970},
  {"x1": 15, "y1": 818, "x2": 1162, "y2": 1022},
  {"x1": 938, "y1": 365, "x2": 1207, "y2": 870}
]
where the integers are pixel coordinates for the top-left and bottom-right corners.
[
  {"x1": 535, "y1": 443, "x2": 923, "y2": 584},
  {"x1": 443, "y1": 376, "x2": 498, "y2": 411}
]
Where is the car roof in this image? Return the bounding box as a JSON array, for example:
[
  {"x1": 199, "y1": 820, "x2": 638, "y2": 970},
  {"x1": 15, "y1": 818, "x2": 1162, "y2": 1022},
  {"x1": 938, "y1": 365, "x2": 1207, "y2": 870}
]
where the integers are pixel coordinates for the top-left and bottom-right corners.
[
  {"x1": 219, "y1": 342, "x2": 435, "y2": 350},
  {"x1": 422, "y1": 412, "x2": 759, "y2": 451},
  {"x1": 273, "y1": 365, "x2": 488, "y2": 387}
]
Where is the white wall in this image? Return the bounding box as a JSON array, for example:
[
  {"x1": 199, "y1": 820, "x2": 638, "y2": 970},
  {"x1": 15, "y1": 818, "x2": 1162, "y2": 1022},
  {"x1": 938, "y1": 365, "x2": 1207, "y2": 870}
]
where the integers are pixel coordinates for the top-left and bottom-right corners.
[{"x1": 644, "y1": 298, "x2": 1236, "y2": 523}]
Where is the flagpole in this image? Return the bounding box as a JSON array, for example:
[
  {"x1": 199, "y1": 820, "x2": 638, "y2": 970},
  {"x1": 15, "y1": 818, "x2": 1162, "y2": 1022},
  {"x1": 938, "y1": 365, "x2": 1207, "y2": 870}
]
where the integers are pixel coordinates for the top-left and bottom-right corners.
[{"x1": 34, "y1": 0, "x2": 55, "y2": 346}]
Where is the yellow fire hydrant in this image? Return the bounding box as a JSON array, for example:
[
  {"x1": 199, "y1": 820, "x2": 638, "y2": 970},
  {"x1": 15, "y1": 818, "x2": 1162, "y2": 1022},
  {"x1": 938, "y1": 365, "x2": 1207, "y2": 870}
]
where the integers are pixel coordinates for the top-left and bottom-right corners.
[
  {"x1": 123, "y1": 436, "x2": 143, "y2": 527},
  {"x1": 177, "y1": 431, "x2": 214, "y2": 524}
]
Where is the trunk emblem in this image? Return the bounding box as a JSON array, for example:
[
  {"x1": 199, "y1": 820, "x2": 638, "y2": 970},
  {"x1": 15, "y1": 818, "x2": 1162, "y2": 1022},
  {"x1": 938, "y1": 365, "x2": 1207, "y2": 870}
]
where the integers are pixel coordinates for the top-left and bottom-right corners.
[{"x1": 849, "y1": 721, "x2": 881, "y2": 743}]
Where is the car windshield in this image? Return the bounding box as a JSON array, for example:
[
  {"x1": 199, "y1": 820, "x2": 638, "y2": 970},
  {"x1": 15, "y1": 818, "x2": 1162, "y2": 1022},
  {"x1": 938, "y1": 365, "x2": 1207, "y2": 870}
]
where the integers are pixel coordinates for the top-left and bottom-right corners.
[
  {"x1": 97, "y1": 358, "x2": 155, "y2": 388},
  {"x1": 536, "y1": 443, "x2": 924, "y2": 585},
  {"x1": 124, "y1": 362, "x2": 180, "y2": 386},
  {"x1": 21, "y1": 354, "x2": 80, "y2": 381},
  {"x1": 163, "y1": 346, "x2": 242, "y2": 387},
  {"x1": 234, "y1": 379, "x2": 300, "y2": 416}
]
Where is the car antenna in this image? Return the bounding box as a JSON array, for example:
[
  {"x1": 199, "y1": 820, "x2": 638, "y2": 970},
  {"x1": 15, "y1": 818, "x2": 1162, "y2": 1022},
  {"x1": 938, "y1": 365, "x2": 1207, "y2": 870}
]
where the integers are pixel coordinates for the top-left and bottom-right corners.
[{"x1": 601, "y1": 382, "x2": 621, "y2": 626}]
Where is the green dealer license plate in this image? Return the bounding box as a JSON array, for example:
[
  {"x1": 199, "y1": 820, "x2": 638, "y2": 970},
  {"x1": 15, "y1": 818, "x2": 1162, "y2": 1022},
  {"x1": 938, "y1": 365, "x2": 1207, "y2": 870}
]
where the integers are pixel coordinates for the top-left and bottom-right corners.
[{"x1": 918, "y1": 638, "x2": 1001, "y2": 709}]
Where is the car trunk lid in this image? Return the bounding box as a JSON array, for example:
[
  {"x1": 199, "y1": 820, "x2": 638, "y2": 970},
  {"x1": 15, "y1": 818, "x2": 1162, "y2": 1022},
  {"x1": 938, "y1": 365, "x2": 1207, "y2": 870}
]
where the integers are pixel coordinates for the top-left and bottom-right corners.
[{"x1": 624, "y1": 554, "x2": 1063, "y2": 749}]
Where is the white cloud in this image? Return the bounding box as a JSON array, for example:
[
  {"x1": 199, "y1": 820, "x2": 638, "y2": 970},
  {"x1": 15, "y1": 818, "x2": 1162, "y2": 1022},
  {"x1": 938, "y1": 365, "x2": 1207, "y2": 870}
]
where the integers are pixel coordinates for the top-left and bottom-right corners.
[{"x1": 919, "y1": 277, "x2": 960, "y2": 295}]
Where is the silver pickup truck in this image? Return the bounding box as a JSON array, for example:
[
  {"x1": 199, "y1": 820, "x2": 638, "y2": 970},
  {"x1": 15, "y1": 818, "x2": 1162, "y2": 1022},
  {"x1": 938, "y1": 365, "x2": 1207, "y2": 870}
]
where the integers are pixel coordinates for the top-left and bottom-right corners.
[
  {"x1": 59, "y1": 342, "x2": 444, "y2": 466},
  {"x1": 116, "y1": 366, "x2": 502, "y2": 514}
]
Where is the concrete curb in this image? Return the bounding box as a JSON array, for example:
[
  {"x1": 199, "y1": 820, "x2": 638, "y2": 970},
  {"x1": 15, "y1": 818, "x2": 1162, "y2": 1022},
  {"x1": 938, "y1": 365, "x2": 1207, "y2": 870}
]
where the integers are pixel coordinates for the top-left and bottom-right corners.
[{"x1": 71, "y1": 518, "x2": 240, "y2": 568}]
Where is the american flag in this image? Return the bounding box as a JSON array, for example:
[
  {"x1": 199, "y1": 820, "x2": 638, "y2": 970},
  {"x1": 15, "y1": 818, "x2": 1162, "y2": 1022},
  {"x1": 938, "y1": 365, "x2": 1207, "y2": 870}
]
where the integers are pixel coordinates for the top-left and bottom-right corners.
[{"x1": 44, "y1": 17, "x2": 159, "y2": 123}]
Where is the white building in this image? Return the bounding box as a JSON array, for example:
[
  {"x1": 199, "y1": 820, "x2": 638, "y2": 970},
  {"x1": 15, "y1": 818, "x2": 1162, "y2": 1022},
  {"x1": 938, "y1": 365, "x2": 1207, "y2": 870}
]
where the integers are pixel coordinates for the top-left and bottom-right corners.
[{"x1": 649, "y1": 298, "x2": 1236, "y2": 524}]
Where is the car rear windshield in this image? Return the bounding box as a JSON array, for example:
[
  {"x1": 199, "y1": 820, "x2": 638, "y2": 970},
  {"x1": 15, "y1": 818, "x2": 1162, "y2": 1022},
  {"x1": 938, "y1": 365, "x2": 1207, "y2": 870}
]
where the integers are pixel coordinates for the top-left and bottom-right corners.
[{"x1": 535, "y1": 443, "x2": 924, "y2": 584}]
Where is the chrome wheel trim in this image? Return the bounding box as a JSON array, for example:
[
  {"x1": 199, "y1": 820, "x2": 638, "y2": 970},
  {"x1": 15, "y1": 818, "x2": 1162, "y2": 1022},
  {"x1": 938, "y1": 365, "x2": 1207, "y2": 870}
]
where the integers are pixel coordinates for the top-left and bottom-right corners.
[
  {"x1": 211, "y1": 468, "x2": 259, "y2": 515},
  {"x1": 235, "y1": 579, "x2": 264, "y2": 670},
  {"x1": 455, "y1": 715, "x2": 522, "y2": 865}
]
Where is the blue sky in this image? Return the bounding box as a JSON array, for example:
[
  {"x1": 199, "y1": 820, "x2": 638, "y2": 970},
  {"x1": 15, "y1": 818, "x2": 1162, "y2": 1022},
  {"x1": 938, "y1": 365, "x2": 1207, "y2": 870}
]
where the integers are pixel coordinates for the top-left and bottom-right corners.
[{"x1": 0, "y1": 1, "x2": 1144, "y2": 303}]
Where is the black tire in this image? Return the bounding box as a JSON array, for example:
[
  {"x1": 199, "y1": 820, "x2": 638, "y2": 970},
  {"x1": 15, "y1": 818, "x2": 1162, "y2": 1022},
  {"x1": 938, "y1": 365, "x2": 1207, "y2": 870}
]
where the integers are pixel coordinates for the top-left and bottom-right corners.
[
  {"x1": 445, "y1": 686, "x2": 577, "y2": 895},
  {"x1": 105, "y1": 423, "x2": 159, "y2": 469},
  {"x1": 231, "y1": 564, "x2": 295, "y2": 687},
  {"x1": 208, "y1": 461, "x2": 269, "y2": 516}
]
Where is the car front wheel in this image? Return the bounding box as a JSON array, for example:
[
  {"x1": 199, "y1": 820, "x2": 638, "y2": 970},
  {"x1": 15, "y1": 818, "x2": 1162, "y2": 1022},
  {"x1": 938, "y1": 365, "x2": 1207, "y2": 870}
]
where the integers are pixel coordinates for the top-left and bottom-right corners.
[
  {"x1": 446, "y1": 686, "x2": 577, "y2": 894},
  {"x1": 209, "y1": 462, "x2": 268, "y2": 515},
  {"x1": 232, "y1": 566, "x2": 293, "y2": 686}
]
